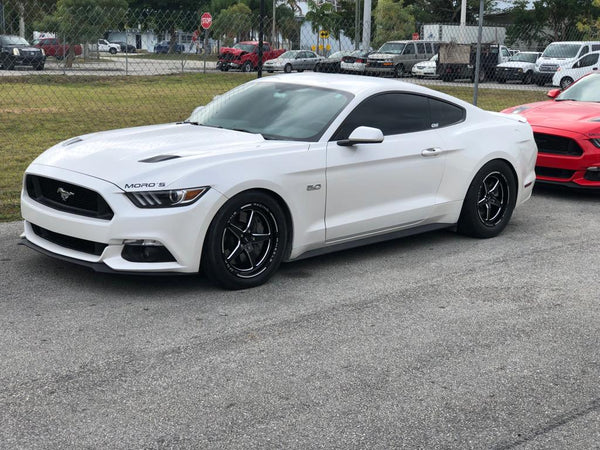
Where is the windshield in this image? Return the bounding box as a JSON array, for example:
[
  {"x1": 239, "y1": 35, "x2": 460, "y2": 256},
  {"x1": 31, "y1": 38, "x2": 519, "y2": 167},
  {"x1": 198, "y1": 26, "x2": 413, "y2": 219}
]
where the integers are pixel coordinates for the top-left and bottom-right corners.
[
  {"x1": 279, "y1": 50, "x2": 299, "y2": 59},
  {"x1": 328, "y1": 51, "x2": 345, "y2": 59},
  {"x1": 542, "y1": 43, "x2": 581, "y2": 59},
  {"x1": 378, "y1": 42, "x2": 406, "y2": 54},
  {"x1": 556, "y1": 73, "x2": 600, "y2": 102},
  {"x1": 510, "y1": 52, "x2": 539, "y2": 63},
  {"x1": 1, "y1": 36, "x2": 30, "y2": 46},
  {"x1": 187, "y1": 81, "x2": 354, "y2": 141},
  {"x1": 233, "y1": 43, "x2": 256, "y2": 52}
]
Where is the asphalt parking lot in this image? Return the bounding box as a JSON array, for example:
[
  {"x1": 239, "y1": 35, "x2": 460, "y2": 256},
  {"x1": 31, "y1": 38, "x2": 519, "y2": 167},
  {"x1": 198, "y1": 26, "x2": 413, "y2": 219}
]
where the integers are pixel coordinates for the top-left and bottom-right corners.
[{"x1": 1, "y1": 185, "x2": 599, "y2": 449}]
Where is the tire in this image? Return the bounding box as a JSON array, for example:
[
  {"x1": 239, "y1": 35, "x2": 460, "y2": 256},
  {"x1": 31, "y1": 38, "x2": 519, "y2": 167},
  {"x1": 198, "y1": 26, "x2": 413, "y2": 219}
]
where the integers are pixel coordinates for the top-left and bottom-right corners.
[
  {"x1": 457, "y1": 160, "x2": 517, "y2": 239},
  {"x1": 284, "y1": 63, "x2": 292, "y2": 73},
  {"x1": 34, "y1": 63, "x2": 44, "y2": 71},
  {"x1": 5, "y1": 58, "x2": 15, "y2": 70},
  {"x1": 314, "y1": 64, "x2": 320, "y2": 72},
  {"x1": 393, "y1": 64, "x2": 404, "y2": 78},
  {"x1": 109, "y1": 47, "x2": 117, "y2": 55},
  {"x1": 202, "y1": 191, "x2": 288, "y2": 289},
  {"x1": 560, "y1": 77, "x2": 573, "y2": 90},
  {"x1": 522, "y1": 71, "x2": 532, "y2": 84},
  {"x1": 241, "y1": 61, "x2": 253, "y2": 72},
  {"x1": 497, "y1": 77, "x2": 506, "y2": 84}
]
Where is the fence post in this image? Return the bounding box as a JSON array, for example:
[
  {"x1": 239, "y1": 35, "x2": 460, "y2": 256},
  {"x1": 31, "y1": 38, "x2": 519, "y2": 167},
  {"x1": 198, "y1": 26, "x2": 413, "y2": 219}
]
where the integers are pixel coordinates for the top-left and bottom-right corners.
[
  {"x1": 472, "y1": 0, "x2": 485, "y2": 106},
  {"x1": 258, "y1": 0, "x2": 265, "y2": 78}
]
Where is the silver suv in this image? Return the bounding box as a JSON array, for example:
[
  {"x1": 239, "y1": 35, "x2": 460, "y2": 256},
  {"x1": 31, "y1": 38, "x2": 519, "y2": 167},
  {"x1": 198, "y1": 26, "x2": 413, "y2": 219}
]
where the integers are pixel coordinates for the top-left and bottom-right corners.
[{"x1": 366, "y1": 40, "x2": 439, "y2": 77}]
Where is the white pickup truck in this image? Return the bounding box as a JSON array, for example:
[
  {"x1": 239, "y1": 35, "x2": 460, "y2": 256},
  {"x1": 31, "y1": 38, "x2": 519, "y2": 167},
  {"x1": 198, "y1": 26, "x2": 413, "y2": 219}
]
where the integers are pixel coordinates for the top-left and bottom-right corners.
[{"x1": 97, "y1": 39, "x2": 120, "y2": 54}]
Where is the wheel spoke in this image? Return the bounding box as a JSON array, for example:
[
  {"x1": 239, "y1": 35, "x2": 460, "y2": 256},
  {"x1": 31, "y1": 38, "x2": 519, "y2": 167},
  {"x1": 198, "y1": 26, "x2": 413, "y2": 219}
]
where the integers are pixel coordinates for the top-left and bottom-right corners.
[
  {"x1": 251, "y1": 232, "x2": 271, "y2": 243},
  {"x1": 226, "y1": 223, "x2": 244, "y2": 239},
  {"x1": 488, "y1": 179, "x2": 501, "y2": 194},
  {"x1": 226, "y1": 241, "x2": 244, "y2": 262},
  {"x1": 243, "y1": 210, "x2": 255, "y2": 233},
  {"x1": 489, "y1": 196, "x2": 503, "y2": 208},
  {"x1": 243, "y1": 248, "x2": 256, "y2": 270}
]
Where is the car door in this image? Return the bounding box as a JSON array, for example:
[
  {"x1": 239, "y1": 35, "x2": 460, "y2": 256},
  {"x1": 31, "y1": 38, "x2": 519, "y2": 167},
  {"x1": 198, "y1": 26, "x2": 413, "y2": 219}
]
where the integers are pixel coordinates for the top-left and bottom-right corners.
[
  {"x1": 325, "y1": 92, "x2": 448, "y2": 242},
  {"x1": 571, "y1": 52, "x2": 599, "y2": 80}
]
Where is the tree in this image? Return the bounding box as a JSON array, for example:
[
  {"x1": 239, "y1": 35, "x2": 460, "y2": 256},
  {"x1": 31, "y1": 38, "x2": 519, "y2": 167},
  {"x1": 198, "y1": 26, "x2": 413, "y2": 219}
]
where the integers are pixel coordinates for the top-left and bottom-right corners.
[
  {"x1": 212, "y1": 2, "x2": 252, "y2": 46},
  {"x1": 304, "y1": 0, "x2": 339, "y2": 54},
  {"x1": 577, "y1": 0, "x2": 600, "y2": 39},
  {"x1": 506, "y1": 0, "x2": 595, "y2": 48},
  {"x1": 36, "y1": 0, "x2": 128, "y2": 66},
  {"x1": 372, "y1": 0, "x2": 415, "y2": 48},
  {"x1": 404, "y1": 0, "x2": 496, "y2": 25}
]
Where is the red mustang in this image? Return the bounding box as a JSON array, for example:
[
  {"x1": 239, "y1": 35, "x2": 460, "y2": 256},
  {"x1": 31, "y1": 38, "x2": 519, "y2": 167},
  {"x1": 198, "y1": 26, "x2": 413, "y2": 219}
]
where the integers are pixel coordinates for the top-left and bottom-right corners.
[{"x1": 502, "y1": 73, "x2": 600, "y2": 188}]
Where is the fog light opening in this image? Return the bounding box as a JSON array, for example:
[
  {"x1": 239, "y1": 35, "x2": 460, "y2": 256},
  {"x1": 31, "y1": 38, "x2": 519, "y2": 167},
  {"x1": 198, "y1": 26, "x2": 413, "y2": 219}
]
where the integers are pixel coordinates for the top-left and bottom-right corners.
[{"x1": 121, "y1": 240, "x2": 176, "y2": 263}]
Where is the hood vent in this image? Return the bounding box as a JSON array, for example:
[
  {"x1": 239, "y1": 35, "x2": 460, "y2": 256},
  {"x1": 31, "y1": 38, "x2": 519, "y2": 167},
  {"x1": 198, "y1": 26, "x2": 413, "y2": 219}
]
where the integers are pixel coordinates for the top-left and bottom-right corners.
[{"x1": 139, "y1": 155, "x2": 181, "y2": 163}]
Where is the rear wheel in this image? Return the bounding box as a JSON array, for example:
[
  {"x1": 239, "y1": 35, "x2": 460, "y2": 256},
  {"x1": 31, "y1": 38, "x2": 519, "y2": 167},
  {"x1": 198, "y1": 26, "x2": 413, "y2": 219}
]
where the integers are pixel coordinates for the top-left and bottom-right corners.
[
  {"x1": 241, "y1": 61, "x2": 253, "y2": 72},
  {"x1": 457, "y1": 160, "x2": 516, "y2": 239},
  {"x1": 109, "y1": 47, "x2": 117, "y2": 55},
  {"x1": 522, "y1": 71, "x2": 532, "y2": 84},
  {"x1": 560, "y1": 76, "x2": 574, "y2": 90},
  {"x1": 393, "y1": 64, "x2": 404, "y2": 78},
  {"x1": 202, "y1": 191, "x2": 288, "y2": 289}
]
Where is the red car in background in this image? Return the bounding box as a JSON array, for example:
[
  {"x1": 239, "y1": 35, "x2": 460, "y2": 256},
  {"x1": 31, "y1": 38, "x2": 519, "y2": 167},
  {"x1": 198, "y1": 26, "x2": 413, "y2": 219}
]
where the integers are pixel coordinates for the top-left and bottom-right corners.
[{"x1": 502, "y1": 73, "x2": 600, "y2": 189}]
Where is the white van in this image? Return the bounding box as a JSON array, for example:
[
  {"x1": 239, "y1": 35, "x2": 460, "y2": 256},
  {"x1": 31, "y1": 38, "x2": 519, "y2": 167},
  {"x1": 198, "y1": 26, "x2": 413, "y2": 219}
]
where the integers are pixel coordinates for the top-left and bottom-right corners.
[
  {"x1": 552, "y1": 51, "x2": 600, "y2": 89},
  {"x1": 534, "y1": 41, "x2": 600, "y2": 85}
]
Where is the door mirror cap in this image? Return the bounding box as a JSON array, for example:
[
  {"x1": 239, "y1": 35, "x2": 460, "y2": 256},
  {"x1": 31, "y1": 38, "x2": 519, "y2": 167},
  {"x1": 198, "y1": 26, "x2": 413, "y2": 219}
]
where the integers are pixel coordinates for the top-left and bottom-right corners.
[
  {"x1": 337, "y1": 126, "x2": 384, "y2": 146},
  {"x1": 547, "y1": 88, "x2": 561, "y2": 98}
]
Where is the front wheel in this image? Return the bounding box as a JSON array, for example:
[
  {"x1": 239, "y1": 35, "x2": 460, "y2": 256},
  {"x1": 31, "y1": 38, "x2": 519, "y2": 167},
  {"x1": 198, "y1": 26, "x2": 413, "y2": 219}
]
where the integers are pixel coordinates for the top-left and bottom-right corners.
[
  {"x1": 457, "y1": 160, "x2": 516, "y2": 239},
  {"x1": 522, "y1": 71, "x2": 532, "y2": 84},
  {"x1": 560, "y1": 77, "x2": 573, "y2": 90},
  {"x1": 284, "y1": 63, "x2": 292, "y2": 73},
  {"x1": 109, "y1": 47, "x2": 117, "y2": 55},
  {"x1": 393, "y1": 64, "x2": 404, "y2": 78},
  {"x1": 202, "y1": 192, "x2": 288, "y2": 289}
]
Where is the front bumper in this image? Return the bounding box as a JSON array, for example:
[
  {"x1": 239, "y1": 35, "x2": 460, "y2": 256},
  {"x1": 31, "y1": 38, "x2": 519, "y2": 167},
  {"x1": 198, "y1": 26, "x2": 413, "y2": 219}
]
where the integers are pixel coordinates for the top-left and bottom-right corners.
[
  {"x1": 20, "y1": 165, "x2": 226, "y2": 273},
  {"x1": 533, "y1": 128, "x2": 600, "y2": 188},
  {"x1": 495, "y1": 68, "x2": 525, "y2": 81}
]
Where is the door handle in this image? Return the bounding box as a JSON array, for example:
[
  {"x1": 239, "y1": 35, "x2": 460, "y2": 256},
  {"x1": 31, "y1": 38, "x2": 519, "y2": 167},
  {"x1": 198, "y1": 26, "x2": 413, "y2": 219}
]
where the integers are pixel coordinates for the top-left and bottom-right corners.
[{"x1": 421, "y1": 147, "x2": 443, "y2": 157}]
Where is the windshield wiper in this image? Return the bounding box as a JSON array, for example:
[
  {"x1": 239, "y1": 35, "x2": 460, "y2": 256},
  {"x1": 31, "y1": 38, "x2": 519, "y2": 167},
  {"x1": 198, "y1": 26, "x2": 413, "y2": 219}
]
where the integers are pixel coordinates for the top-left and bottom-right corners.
[{"x1": 555, "y1": 98, "x2": 575, "y2": 102}]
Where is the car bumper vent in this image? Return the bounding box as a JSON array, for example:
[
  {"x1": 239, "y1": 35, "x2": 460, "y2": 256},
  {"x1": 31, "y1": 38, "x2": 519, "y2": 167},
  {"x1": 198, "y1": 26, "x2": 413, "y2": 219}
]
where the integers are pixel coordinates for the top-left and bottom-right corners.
[
  {"x1": 584, "y1": 170, "x2": 600, "y2": 182},
  {"x1": 536, "y1": 166, "x2": 575, "y2": 179},
  {"x1": 534, "y1": 133, "x2": 583, "y2": 156},
  {"x1": 31, "y1": 223, "x2": 108, "y2": 256},
  {"x1": 26, "y1": 174, "x2": 114, "y2": 220}
]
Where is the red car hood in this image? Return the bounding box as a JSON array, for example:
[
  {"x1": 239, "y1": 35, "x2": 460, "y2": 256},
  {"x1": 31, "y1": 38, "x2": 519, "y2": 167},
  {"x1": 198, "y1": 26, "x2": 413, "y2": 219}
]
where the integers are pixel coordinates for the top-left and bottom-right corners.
[
  {"x1": 220, "y1": 47, "x2": 245, "y2": 56},
  {"x1": 504, "y1": 100, "x2": 600, "y2": 138}
]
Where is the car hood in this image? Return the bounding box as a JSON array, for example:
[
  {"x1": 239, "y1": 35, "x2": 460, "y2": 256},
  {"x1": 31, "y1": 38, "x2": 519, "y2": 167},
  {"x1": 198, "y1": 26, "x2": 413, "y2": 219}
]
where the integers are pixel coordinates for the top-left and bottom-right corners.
[
  {"x1": 368, "y1": 52, "x2": 396, "y2": 60},
  {"x1": 497, "y1": 61, "x2": 533, "y2": 69},
  {"x1": 30, "y1": 123, "x2": 297, "y2": 190},
  {"x1": 504, "y1": 100, "x2": 600, "y2": 136},
  {"x1": 220, "y1": 47, "x2": 245, "y2": 56}
]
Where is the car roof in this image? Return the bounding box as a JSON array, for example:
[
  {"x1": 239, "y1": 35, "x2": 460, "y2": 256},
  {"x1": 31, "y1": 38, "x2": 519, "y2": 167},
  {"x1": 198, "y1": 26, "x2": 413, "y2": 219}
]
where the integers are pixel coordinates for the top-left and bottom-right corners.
[{"x1": 254, "y1": 73, "x2": 475, "y2": 109}]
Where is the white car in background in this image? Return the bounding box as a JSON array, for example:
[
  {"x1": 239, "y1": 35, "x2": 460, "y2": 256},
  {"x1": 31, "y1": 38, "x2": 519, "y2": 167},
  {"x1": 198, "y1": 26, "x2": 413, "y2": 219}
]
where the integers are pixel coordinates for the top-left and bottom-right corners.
[
  {"x1": 411, "y1": 54, "x2": 438, "y2": 78},
  {"x1": 340, "y1": 49, "x2": 371, "y2": 74},
  {"x1": 21, "y1": 74, "x2": 537, "y2": 289},
  {"x1": 553, "y1": 51, "x2": 600, "y2": 89},
  {"x1": 495, "y1": 51, "x2": 541, "y2": 84},
  {"x1": 97, "y1": 39, "x2": 120, "y2": 54}
]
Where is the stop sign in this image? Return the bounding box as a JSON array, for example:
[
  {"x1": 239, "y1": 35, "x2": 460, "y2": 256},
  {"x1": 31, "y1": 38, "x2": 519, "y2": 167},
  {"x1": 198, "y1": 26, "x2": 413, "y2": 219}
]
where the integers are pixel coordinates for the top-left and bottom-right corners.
[{"x1": 201, "y1": 12, "x2": 212, "y2": 30}]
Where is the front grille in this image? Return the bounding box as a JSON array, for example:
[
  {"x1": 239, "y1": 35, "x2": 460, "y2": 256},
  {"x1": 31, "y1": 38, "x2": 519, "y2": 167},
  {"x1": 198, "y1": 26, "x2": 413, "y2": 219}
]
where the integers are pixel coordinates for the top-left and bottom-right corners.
[
  {"x1": 367, "y1": 60, "x2": 386, "y2": 68},
  {"x1": 31, "y1": 224, "x2": 107, "y2": 256},
  {"x1": 220, "y1": 53, "x2": 236, "y2": 62},
  {"x1": 536, "y1": 166, "x2": 575, "y2": 179},
  {"x1": 26, "y1": 174, "x2": 114, "y2": 220},
  {"x1": 539, "y1": 64, "x2": 559, "y2": 72},
  {"x1": 534, "y1": 133, "x2": 583, "y2": 156}
]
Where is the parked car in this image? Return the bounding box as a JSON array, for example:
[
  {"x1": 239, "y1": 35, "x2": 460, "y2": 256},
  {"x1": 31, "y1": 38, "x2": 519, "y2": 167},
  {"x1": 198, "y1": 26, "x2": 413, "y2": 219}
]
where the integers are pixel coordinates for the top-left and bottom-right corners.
[
  {"x1": 313, "y1": 51, "x2": 354, "y2": 73},
  {"x1": 502, "y1": 73, "x2": 600, "y2": 188},
  {"x1": 263, "y1": 50, "x2": 322, "y2": 73},
  {"x1": 20, "y1": 73, "x2": 536, "y2": 289},
  {"x1": 340, "y1": 49, "x2": 371, "y2": 74},
  {"x1": 216, "y1": 41, "x2": 285, "y2": 72},
  {"x1": 114, "y1": 41, "x2": 136, "y2": 53},
  {"x1": 534, "y1": 41, "x2": 600, "y2": 86},
  {"x1": 411, "y1": 54, "x2": 438, "y2": 78},
  {"x1": 32, "y1": 37, "x2": 82, "y2": 60},
  {"x1": 97, "y1": 39, "x2": 120, "y2": 54},
  {"x1": 495, "y1": 51, "x2": 541, "y2": 84},
  {"x1": 0, "y1": 35, "x2": 45, "y2": 70},
  {"x1": 552, "y1": 51, "x2": 600, "y2": 89},
  {"x1": 366, "y1": 40, "x2": 438, "y2": 77},
  {"x1": 154, "y1": 41, "x2": 184, "y2": 54}
]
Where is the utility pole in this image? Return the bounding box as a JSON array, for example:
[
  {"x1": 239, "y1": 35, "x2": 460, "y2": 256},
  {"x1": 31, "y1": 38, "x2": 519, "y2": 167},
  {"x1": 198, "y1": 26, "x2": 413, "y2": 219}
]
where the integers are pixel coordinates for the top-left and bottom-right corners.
[{"x1": 362, "y1": 0, "x2": 371, "y2": 52}]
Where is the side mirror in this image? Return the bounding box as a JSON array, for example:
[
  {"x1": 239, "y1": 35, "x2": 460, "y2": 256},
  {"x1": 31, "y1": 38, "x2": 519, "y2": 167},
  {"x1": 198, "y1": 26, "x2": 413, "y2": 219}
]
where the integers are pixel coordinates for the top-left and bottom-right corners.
[
  {"x1": 547, "y1": 88, "x2": 561, "y2": 98},
  {"x1": 337, "y1": 126, "x2": 384, "y2": 147}
]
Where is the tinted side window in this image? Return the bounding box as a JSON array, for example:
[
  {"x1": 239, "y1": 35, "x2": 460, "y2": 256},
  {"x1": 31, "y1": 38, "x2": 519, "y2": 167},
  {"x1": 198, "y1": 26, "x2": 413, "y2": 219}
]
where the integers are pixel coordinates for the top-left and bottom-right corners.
[
  {"x1": 332, "y1": 93, "x2": 430, "y2": 140},
  {"x1": 417, "y1": 43, "x2": 426, "y2": 54},
  {"x1": 429, "y1": 98, "x2": 465, "y2": 128},
  {"x1": 403, "y1": 43, "x2": 416, "y2": 55},
  {"x1": 579, "y1": 46, "x2": 589, "y2": 57},
  {"x1": 592, "y1": 44, "x2": 600, "y2": 51}
]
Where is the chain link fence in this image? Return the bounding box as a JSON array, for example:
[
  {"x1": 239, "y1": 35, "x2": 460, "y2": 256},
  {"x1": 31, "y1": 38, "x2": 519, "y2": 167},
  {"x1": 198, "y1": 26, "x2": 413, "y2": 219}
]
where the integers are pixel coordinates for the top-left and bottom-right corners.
[{"x1": 0, "y1": 0, "x2": 596, "y2": 218}]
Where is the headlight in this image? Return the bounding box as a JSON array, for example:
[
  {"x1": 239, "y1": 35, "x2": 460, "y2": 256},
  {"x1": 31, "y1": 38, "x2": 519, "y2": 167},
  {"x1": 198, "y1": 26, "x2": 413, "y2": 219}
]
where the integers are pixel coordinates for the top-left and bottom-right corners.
[
  {"x1": 12, "y1": 48, "x2": 20, "y2": 56},
  {"x1": 126, "y1": 187, "x2": 209, "y2": 208},
  {"x1": 41, "y1": 49, "x2": 45, "y2": 56}
]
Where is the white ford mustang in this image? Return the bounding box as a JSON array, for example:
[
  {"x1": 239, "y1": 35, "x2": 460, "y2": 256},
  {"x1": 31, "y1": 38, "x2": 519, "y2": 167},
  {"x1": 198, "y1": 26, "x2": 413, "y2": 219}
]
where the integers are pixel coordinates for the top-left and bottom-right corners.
[{"x1": 21, "y1": 74, "x2": 537, "y2": 289}]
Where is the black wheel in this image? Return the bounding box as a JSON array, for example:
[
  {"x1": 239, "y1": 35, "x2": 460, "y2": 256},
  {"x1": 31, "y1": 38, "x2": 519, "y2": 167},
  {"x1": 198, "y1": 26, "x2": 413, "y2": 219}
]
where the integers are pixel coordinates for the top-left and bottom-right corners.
[
  {"x1": 314, "y1": 64, "x2": 320, "y2": 72},
  {"x1": 560, "y1": 77, "x2": 573, "y2": 90},
  {"x1": 393, "y1": 64, "x2": 404, "y2": 78},
  {"x1": 284, "y1": 63, "x2": 292, "y2": 73},
  {"x1": 522, "y1": 71, "x2": 532, "y2": 84},
  {"x1": 109, "y1": 47, "x2": 117, "y2": 55},
  {"x1": 457, "y1": 160, "x2": 516, "y2": 239},
  {"x1": 497, "y1": 77, "x2": 506, "y2": 84},
  {"x1": 241, "y1": 61, "x2": 253, "y2": 72},
  {"x1": 535, "y1": 78, "x2": 545, "y2": 86},
  {"x1": 202, "y1": 192, "x2": 288, "y2": 289},
  {"x1": 33, "y1": 63, "x2": 44, "y2": 71},
  {"x1": 5, "y1": 58, "x2": 15, "y2": 70}
]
